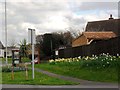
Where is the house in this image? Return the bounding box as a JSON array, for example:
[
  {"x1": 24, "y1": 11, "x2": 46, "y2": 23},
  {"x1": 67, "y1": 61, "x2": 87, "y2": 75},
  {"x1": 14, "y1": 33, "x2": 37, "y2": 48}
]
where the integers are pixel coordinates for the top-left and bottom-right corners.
[
  {"x1": 4, "y1": 46, "x2": 19, "y2": 58},
  {"x1": 72, "y1": 15, "x2": 120, "y2": 47},
  {"x1": 0, "y1": 41, "x2": 5, "y2": 58},
  {"x1": 72, "y1": 32, "x2": 117, "y2": 47},
  {"x1": 85, "y1": 15, "x2": 120, "y2": 36}
]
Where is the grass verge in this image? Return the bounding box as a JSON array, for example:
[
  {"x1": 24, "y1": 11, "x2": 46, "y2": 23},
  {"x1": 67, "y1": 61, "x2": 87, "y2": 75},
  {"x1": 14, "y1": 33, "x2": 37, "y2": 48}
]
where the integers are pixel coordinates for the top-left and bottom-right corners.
[
  {"x1": 2, "y1": 68, "x2": 78, "y2": 85},
  {"x1": 35, "y1": 63, "x2": 118, "y2": 83}
]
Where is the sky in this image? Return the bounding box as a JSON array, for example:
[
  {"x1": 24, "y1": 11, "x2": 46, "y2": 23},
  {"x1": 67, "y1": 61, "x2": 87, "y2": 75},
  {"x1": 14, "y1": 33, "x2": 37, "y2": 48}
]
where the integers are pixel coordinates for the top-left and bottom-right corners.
[{"x1": 0, "y1": 0, "x2": 119, "y2": 46}]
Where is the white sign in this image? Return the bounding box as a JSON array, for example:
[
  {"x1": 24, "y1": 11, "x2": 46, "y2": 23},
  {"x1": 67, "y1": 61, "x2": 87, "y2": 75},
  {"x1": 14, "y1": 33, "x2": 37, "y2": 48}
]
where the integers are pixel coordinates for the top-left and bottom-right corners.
[
  {"x1": 55, "y1": 50, "x2": 58, "y2": 55},
  {"x1": 28, "y1": 28, "x2": 36, "y2": 44},
  {"x1": 14, "y1": 60, "x2": 19, "y2": 64}
]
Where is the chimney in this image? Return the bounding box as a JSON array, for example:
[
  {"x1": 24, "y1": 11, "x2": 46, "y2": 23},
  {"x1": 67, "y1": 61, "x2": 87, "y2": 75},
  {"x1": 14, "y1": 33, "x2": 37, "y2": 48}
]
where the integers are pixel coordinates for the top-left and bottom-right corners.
[{"x1": 109, "y1": 14, "x2": 114, "y2": 20}]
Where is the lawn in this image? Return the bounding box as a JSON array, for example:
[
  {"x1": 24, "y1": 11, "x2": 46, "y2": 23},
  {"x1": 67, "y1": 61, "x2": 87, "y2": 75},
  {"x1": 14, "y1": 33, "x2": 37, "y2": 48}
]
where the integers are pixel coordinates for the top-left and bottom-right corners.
[
  {"x1": 0, "y1": 67, "x2": 1, "y2": 84},
  {"x1": 35, "y1": 54, "x2": 119, "y2": 83},
  {"x1": 2, "y1": 68, "x2": 78, "y2": 85}
]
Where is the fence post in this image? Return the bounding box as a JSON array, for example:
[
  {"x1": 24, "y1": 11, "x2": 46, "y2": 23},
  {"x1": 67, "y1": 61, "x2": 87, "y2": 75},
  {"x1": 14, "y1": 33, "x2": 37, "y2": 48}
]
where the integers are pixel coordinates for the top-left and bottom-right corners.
[
  {"x1": 11, "y1": 65, "x2": 14, "y2": 80},
  {"x1": 25, "y1": 64, "x2": 28, "y2": 80}
]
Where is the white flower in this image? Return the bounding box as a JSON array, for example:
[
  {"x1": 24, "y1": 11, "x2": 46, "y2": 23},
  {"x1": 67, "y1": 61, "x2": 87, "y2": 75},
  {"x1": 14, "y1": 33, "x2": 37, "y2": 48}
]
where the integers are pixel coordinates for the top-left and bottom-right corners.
[
  {"x1": 103, "y1": 65, "x2": 105, "y2": 67},
  {"x1": 49, "y1": 60, "x2": 54, "y2": 63},
  {"x1": 77, "y1": 60, "x2": 79, "y2": 62},
  {"x1": 117, "y1": 54, "x2": 119, "y2": 57},
  {"x1": 102, "y1": 53, "x2": 105, "y2": 55},
  {"x1": 107, "y1": 62, "x2": 109, "y2": 64},
  {"x1": 78, "y1": 56, "x2": 81, "y2": 59},
  {"x1": 110, "y1": 58, "x2": 113, "y2": 61}
]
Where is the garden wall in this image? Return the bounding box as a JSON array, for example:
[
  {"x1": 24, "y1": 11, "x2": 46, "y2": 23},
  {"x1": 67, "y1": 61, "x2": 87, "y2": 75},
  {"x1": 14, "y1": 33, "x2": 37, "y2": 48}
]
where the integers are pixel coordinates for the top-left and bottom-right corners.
[{"x1": 58, "y1": 36, "x2": 120, "y2": 58}]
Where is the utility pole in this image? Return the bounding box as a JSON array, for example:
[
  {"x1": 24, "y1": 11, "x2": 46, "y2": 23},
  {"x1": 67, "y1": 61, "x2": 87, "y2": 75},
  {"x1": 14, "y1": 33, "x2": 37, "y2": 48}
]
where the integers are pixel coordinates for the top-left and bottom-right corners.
[
  {"x1": 5, "y1": 0, "x2": 8, "y2": 65},
  {"x1": 50, "y1": 37, "x2": 53, "y2": 59},
  {"x1": 28, "y1": 28, "x2": 35, "y2": 79}
]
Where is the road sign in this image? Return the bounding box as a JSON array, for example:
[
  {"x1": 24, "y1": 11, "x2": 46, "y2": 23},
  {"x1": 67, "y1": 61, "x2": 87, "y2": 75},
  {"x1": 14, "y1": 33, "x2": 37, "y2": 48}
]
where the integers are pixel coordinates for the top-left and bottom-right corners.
[{"x1": 28, "y1": 28, "x2": 36, "y2": 44}]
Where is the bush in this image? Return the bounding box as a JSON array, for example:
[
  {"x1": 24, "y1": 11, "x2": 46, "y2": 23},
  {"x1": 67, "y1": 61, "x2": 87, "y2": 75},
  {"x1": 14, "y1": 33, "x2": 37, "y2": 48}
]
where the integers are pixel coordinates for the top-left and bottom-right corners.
[
  {"x1": 2, "y1": 67, "x2": 11, "y2": 72},
  {"x1": 2, "y1": 66, "x2": 27, "y2": 72}
]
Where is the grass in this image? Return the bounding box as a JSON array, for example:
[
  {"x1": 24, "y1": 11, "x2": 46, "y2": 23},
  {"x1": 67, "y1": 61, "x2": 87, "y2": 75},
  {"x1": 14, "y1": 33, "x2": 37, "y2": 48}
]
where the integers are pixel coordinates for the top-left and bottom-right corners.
[
  {"x1": 34, "y1": 54, "x2": 119, "y2": 83},
  {"x1": 21, "y1": 57, "x2": 31, "y2": 63},
  {"x1": 1, "y1": 54, "x2": 119, "y2": 84},
  {"x1": 2, "y1": 68, "x2": 78, "y2": 85},
  {"x1": 35, "y1": 64, "x2": 118, "y2": 83},
  {"x1": 1, "y1": 58, "x2": 12, "y2": 64},
  {"x1": 0, "y1": 67, "x2": 1, "y2": 84}
]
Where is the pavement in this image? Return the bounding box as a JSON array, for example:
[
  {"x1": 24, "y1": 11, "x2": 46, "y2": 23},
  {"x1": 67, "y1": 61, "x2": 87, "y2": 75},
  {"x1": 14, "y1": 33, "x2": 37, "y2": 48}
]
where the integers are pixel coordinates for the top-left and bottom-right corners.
[{"x1": 1, "y1": 84, "x2": 119, "y2": 88}]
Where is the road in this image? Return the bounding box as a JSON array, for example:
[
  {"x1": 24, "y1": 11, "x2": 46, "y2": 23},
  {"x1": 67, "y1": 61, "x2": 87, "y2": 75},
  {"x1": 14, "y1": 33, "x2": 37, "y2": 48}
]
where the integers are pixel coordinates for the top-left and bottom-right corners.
[{"x1": 1, "y1": 84, "x2": 119, "y2": 90}]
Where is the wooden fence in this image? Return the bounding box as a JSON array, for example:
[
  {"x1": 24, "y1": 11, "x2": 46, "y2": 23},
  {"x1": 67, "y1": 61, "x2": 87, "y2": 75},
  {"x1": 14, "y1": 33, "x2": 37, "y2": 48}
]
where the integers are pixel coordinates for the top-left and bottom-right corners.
[{"x1": 58, "y1": 36, "x2": 120, "y2": 58}]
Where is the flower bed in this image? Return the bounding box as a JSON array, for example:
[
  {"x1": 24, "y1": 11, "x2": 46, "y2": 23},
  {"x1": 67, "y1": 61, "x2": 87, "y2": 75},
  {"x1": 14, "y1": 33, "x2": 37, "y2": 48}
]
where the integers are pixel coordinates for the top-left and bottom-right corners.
[{"x1": 49, "y1": 53, "x2": 120, "y2": 70}]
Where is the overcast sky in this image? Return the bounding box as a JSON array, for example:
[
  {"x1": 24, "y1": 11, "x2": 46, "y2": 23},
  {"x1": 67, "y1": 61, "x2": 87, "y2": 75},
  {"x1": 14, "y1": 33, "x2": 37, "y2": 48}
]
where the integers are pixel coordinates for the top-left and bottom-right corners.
[{"x1": 0, "y1": 0, "x2": 119, "y2": 46}]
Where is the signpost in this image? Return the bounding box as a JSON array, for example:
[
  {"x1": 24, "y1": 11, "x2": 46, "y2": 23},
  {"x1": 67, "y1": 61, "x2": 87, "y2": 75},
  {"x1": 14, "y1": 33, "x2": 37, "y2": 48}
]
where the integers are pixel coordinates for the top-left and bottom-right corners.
[{"x1": 28, "y1": 28, "x2": 36, "y2": 79}]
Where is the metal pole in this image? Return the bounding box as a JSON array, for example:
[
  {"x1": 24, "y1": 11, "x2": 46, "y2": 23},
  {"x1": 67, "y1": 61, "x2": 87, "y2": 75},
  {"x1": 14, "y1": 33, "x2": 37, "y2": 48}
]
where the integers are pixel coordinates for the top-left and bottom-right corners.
[
  {"x1": 32, "y1": 30, "x2": 34, "y2": 79},
  {"x1": 28, "y1": 28, "x2": 35, "y2": 79},
  {"x1": 5, "y1": 0, "x2": 8, "y2": 65}
]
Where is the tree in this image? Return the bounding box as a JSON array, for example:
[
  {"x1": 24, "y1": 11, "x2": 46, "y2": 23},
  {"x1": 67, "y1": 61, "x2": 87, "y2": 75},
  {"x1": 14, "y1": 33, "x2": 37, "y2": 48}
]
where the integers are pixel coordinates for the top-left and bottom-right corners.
[
  {"x1": 36, "y1": 31, "x2": 74, "y2": 59},
  {"x1": 42, "y1": 34, "x2": 52, "y2": 56},
  {"x1": 66, "y1": 27, "x2": 82, "y2": 38},
  {"x1": 62, "y1": 31, "x2": 73, "y2": 47},
  {"x1": 18, "y1": 39, "x2": 27, "y2": 57}
]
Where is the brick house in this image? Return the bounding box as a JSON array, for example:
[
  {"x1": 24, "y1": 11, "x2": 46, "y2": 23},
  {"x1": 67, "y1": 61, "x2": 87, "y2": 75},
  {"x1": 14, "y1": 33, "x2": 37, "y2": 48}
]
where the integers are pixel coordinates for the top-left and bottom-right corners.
[{"x1": 72, "y1": 15, "x2": 120, "y2": 47}]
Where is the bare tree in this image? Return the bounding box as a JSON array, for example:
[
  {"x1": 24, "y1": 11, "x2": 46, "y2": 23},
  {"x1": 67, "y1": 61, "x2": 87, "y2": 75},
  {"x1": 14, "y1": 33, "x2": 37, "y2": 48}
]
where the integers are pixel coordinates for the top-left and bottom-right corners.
[
  {"x1": 10, "y1": 39, "x2": 17, "y2": 47},
  {"x1": 66, "y1": 27, "x2": 82, "y2": 38}
]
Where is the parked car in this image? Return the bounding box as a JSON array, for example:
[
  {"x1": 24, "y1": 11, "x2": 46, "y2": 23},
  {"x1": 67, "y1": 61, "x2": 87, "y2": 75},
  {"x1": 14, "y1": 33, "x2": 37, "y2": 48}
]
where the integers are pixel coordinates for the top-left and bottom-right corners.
[{"x1": 31, "y1": 57, "x2": 39, "y2": 64}]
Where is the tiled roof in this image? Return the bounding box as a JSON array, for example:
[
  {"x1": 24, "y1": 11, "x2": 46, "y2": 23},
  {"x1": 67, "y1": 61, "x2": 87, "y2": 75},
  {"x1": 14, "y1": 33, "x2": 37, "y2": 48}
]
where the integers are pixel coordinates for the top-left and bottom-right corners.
[
  {"x1": 83, "y1": 31, "x2": 117, "y2": 40},
  {"x1": 85, "y1": 19, "x2": 120, "y2": 36}
]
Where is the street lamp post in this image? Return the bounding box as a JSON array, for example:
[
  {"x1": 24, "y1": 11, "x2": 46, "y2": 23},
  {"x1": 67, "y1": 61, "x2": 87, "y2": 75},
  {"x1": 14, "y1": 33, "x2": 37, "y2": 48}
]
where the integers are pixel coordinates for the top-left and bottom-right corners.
[
  {"x1": 28, "y1": 28, "x2": 35, "y2": 79},
  {"x1": 5, "y1": 0, "x2": 8, "y2": 65}
]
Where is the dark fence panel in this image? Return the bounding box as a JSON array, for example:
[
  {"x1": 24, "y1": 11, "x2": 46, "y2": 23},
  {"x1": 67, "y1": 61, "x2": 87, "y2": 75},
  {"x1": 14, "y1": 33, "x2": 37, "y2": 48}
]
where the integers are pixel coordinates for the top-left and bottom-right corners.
[
  {"x1": 59, "y1": 49, "x2": 64, "y2": 58},
  {"x1": 58, "y1": 36, "x2": 120, "y2": 58}
]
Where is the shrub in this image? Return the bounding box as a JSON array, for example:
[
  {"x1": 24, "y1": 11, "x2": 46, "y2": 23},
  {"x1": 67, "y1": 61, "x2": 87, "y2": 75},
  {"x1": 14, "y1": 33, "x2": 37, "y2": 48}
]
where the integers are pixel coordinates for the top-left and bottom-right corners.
[{"x1": 2, "y1": 67, "x2": 11, "y2": 72}]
